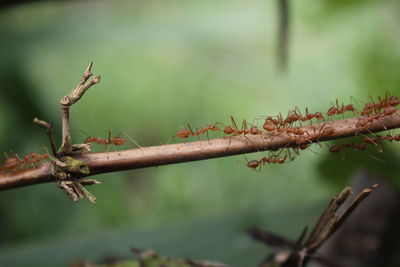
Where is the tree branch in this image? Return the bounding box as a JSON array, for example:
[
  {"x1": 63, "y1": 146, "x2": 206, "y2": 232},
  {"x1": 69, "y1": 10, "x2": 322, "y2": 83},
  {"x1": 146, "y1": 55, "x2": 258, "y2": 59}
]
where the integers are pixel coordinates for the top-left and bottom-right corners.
[
  {"x1": 1, "y1": 110, "x2": 400, "y2": 191},
  {"x1": 58, "y1": 62, "x2": 101, "y2": 155}
]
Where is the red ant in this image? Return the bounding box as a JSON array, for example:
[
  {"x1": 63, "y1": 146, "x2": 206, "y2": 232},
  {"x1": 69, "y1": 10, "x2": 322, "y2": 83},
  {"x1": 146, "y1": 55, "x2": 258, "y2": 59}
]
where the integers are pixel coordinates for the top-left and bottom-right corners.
[
  {"x1": 329, "y1": 142, "x2": 366, "y2": 153},
  {"x1": 327, "y1": 99, "x2": 356, "y2": 116},
  {"x1": 301, "y1": 108, "x2": 325, "y2": 122},
  {"x1": 23, "y1": 152, "x2": 50, "y2": 165},
  {"x1": 296, "y1": 124, "x2": 335, "y2": 146},
  {"x1": 174, "y1": 123, "x2": 220, "y2": 140},
  {"x1": 263, "y1": 113, "x2": 293, "y2": 132},
  {"x1": 283, "y1": 109, "x2": 303, "y2": 126},
  {"x1": 246, "y1": 155, "x2": 287, "y2": 171},
  {"x1": 263, "y1": 117, "x2": 278, "y2": 132},
  {"x1": 356, "y1": 106, "x2": 397, "y2": 129},
  {"x1": 223, "y1": 116, "x2": 251, "y2": 136},
  {"x1": 0, "y1": 155, "x2": 22, "y2": 172},
  {"x1": 1, "y1": 151, "x2": 51, "y2": 172},
  {"x1": 285, "y1": 127, "x2": 305, "y2": 136},
  {"x1": 360, "y1": 95, "x2": 399, "y2": 116},
  {"x1": 84, "y1": 130, "x2": 126, "y2": 146}
]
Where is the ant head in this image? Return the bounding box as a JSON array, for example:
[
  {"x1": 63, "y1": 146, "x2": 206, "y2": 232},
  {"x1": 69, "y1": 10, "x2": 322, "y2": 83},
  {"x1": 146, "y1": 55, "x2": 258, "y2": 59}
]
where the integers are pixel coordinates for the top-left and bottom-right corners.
[
  {"x1": 250, "y1": 126, "x2": 260, "y2": 134},
  {"x1": 84, "y1": 136, "x2": 96, "y2": 143},
  {"x1": 208, "y1": 124, "x2": 220, "y2": 131},
  {"x1": 389, "y1": 96, "x2": 400, "y2": 106}
]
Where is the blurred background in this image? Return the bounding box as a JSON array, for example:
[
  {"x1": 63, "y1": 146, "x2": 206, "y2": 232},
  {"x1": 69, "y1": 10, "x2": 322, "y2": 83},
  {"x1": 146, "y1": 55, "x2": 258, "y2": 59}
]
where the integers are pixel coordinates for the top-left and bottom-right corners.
[{"x1": 0, "y1": 0, "x2": 400, "y2": 266}]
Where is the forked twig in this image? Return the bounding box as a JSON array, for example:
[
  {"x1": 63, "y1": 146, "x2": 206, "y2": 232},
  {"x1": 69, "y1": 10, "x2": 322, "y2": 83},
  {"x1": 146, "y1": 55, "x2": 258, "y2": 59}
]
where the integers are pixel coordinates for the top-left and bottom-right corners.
[
  {"x1": 58, "y1": 62, "x2": 101, "y2": 155},
  {"x1": 248, "y1": 184, "x2": 378, "y2": 267}
]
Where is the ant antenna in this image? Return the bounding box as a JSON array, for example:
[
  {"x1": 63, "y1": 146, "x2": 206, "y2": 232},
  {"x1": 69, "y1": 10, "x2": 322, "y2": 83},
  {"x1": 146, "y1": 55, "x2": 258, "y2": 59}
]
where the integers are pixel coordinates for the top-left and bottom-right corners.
[{"x1": 122, "y1": 131, "x2": 142, "y2": 149}]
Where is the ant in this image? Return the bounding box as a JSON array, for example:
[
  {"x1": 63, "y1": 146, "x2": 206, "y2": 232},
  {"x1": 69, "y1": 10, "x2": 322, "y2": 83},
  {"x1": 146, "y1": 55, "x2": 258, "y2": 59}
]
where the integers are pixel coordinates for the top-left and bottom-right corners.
[
  {"x1": 246, "y1": 155, "x2": 287, "y2": 171},
  {"x1": 23, "y1": 152, "x2": 50, "y2": 166},
  {"x1": 285, "y1": 126, "x2": 305, "y2": 137},
  {"x1": 1, "y1": 150, "x2": 51, "y2": 172},
  {"x1": 296, "y1": 124, "x2": 335, "y2": 146},
  {"x1": 223, "y1": 116, "x2": 251, "y2": 136},
  {"x1": 0, "y1": 154, "x2": 22, "y2": 172},
  {"x1": 329, "y1": 142, "x2": 367, "y2": 153},
  {"x1": 262, "y1": 113, "x2": 290, "y2": 132},
  {"x1": 327, "y1": 99, "x2": 356, "y2": 116},
  {"x1": 360, "y1": 94, "x2": 399, "y2": 116},
  {"x1": 356, "y1": 106, "x2": 397, "y2": 129},
  {"x1": 283, "y1": 109, "x2": 303, "y2": 126},
  {"x1": 174, "y1": 123, "x2": 220, "y2": 140},
  {"x1": 263, "y1": 117, "x2": 278, "y2": 132},
  {"x1": 301, "y1": 108, "x2": 325, "y2": 122},
  {"x1": 194, "y1": 123, "x2": 221, "y2": 139},
  {"x1": 84, "y1": 130, "x2": 126, "y2": 146}
]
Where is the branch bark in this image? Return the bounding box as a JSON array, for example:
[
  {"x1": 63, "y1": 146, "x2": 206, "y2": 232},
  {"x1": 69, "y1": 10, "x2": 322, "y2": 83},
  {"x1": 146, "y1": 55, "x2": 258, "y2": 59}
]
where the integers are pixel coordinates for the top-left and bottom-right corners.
[{"x1": 1, "y1": 110, "x2": 400, "y2": 191}]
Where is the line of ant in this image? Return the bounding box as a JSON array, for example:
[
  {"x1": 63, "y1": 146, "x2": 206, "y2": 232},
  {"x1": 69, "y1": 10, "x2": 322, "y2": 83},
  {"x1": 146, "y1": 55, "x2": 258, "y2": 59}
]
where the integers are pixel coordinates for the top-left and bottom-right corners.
[
  {"x1": 0, "y1": 151, "x2": 50, "y2": 172},
  {"x1": 172, "y1": 117, "x2": 263, "y2": 143},
  {"x1": 244, "y1": 146, "x2": 301, "y2": 172},
  {"x1": 356, "y1": 104, "x2": 399, "y2": 130},
  {"x1": 360, "y1": 94, "x2": 400, "y2": 116},
  {"x1": 172, "y1": 96, "x2": 397, "y2": 142},
  {"x1": 329, "y1": 133, "x2": 400, "y2": 154}
]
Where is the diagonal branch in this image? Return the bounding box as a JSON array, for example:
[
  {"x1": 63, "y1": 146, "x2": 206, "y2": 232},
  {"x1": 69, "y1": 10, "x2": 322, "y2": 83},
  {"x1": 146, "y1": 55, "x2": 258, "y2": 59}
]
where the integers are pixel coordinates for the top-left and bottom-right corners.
[{"x1": 1, "y1": 110, "x2": 400, "y2": 191}]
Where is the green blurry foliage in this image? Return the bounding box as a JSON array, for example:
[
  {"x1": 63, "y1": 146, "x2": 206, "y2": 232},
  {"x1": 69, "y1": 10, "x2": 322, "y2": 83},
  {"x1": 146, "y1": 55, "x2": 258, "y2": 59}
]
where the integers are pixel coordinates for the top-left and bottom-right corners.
[{"x1": 0, "y1": 0, "x2": 400, "y2": 266}]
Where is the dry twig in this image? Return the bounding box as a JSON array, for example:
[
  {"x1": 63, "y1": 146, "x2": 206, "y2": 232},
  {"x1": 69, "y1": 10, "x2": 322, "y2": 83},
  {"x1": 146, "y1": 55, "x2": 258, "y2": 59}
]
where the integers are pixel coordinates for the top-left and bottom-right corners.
[{"x1": 248, "y1": 184, "x2": 378, "y2": 267}]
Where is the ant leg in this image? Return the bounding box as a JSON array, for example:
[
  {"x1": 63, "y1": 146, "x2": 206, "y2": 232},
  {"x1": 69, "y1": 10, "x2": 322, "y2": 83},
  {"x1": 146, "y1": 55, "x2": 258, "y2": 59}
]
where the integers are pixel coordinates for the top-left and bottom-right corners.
[
  {"x1": 362, "y1": 134, "x2": 382, "y2": 153},
  {"x1": 108, "y1": 130, "x2": 112, "y2": 143},
  {"x1": 224, "y1": 135, "x2": 233, "y2": 152},
  {"x1": 232, "y1": 116, "x2": 238, "y2": 129},
  {"x1": 369, "y1": 155, "x2": 386, "y2": 164},
  {"x1": 187, "y1": 123, "x2": 195, "y2": 136},
  {"x1": 122, "y1": 131, "x2": 142, "y2": 149},
  {"x1": 206, "y1": 130, "x2": 210, "y2": 143}
]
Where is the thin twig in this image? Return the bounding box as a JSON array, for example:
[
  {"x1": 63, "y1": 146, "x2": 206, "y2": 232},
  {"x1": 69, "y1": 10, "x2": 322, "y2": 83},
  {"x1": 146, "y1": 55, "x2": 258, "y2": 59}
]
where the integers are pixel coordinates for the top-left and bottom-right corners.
[
  {"x1": 308, "y1": 184, "x2": 378, "y2": 252},
  {"x1": 33, "y1": 117, "x2": 57, "y2": 156}
]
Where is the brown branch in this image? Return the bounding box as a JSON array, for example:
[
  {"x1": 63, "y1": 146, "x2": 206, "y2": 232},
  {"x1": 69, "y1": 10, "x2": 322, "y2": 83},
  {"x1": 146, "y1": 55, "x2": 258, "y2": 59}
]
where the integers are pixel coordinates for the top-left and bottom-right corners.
[
  {"x1": 1, "y1": 111, "x2": 400, "y2": 191},
  {"x1": 58, "y1": 62, "x2": 101, "y2": 155}
]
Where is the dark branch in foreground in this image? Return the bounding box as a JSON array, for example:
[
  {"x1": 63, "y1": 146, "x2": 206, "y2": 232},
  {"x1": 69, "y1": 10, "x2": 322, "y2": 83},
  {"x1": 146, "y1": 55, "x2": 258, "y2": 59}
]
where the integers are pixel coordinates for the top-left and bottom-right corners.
[
  {"x1": 248, "y1": 184, "x2": 378, "y2": 267},
  {"x1": 1, "y1": 110, "x2": 399, "y2": 191}
]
